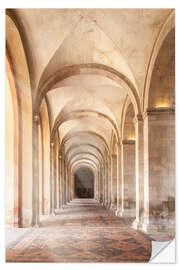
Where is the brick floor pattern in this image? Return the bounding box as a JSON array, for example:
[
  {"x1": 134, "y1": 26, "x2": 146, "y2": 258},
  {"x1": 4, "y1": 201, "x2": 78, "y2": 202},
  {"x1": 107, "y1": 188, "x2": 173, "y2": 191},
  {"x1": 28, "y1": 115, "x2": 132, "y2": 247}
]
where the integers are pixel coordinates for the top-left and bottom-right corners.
[{"x1": 6, "y1": 199, "x2": 152, "y2": 263}]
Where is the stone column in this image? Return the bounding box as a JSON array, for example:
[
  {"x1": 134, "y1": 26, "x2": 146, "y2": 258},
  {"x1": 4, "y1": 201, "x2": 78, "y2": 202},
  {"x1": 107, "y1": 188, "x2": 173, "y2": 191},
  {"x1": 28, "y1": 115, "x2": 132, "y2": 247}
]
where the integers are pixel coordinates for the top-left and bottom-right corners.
[
  {"x1": 61, "y1": 148, "x2": 66, "y2": 206},
  {"x1": 61, "y1": 152, "x2": 65, "y2": 206},
  {"x1": 98, "y1": 167, "x2": 101, "y2": 202},
  {"x1": 50, "y1": 142, "x2": 56, "y2": 215},
  {"x1": 107, "y1": 155, "x2": 111, "y2": 209},
  {"x1": 100, "y1": 165, "x2": 103, "y2": 203},
  {"x1": 70, "y1": 167, "x2": 74, "y2": 201},
  {"x1": 102, "y1": 165, "x2": 106, "y2": 205},
  {"x1": 32, "y1": 115, "x2": 40, "y2": 227},
  {"x1": 66, "y1": 166, "x2": 69, "y2": 203},
  {"x1": 132, "y1": 115, "x2": 144, "y2": 229},
  {"x1": 58, "y1": 155, "x2": 62, "y2": 208},
  {"x1": 142, "y1": 108, "x2": 175, "y2": 234},
  {"x1": 55, "y1": 150, "x2": 59, "y2": 210},
  {"x1": 67, "y1": 168, "x2": 71, "y2": 202},
  {"x1": 54, "y1": 144, "x2": 57, "y2": 211},
  {"x1": 95, "y1": 169, "x2": 98, "y2": 200},
  {"x1": 104, "y1": 160, "x2": 108, "y2": 206},
  {"x1": 116, "y1": 143, "x2": 123, "y2": 216},
  {"x1": 121, "y1": 140, "x2": 136, "y2": 218},
  {"x1": 64, "y1": 158, "x2": 67, "y2": 205},
  {"x1": 61, "y1": 151, "x2": 65, "y2": 207},
  {"x1": 110, "y1": 154, "x2": 117, "y2": 211}
]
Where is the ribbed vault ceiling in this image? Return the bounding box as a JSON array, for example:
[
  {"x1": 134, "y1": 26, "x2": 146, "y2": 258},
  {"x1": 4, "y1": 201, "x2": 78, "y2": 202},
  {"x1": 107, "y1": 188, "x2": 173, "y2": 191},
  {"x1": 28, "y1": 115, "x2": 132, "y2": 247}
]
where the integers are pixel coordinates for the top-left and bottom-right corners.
[{"x1": 9, "y1": 8, "x2": 172, "y2": 170}]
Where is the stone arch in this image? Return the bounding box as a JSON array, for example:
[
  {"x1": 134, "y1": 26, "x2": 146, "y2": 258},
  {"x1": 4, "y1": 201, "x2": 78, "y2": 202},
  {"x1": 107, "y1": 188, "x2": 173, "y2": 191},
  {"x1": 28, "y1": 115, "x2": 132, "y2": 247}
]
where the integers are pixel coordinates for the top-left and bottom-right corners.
[
  {"x1": 65, "y1": 143, "x2": 105, "y2": 166},
  {"x1": 71, "y1": 160, "x2": 97, "y2": 174},
  {"x1": 6, "y1": 55, "x2": 20, "y2": 227},
  {"x1": 123, "y1": 103, "x2": 135, "y2": 141},
  {"x1": 68, "y1": 150, "x2": 102, "y2": 165},
  {"x1": 69, "y1": 153, "x2": 100, "y2": 169},
  {"x1": 142, "y1": 10, "x2": 175, "y2": 234},
  {"x1": 39, "y1": 99, "x2": 51, "y2": 215},
  {"x1": 6, "y1": 15, "x2": 33, "y2": 227},
  {"x1": 6, "y1": 10, "x2": 36, "y2": 92},
  {"x1": 61, "y1": 131, "x2": 110, "y2": 155},
  {"x1": 51, "y1": 109, "x2": 120, "y2": 143},
  {"x1": 147, "y1": 28, "x2": 175, "y2": 110},
  {"x1": 35, "y1": 64, "x2": 141, "y2": 116},
  {"x1": 121, "y1": 99, "x2": 136, "y2": 218},
  {"x1": 143, "y1": 10, "x2": 175, "y2": 112}
]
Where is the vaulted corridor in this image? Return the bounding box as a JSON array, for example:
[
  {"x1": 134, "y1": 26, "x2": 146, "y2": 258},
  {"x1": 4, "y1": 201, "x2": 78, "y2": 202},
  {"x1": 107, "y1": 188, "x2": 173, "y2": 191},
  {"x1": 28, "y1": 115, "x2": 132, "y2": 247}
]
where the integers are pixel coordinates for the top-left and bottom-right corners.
[
  {"x1": 6, "y1": 8, "x2": 175, "y2": 263},
  {"x1": 6, "y1": 199, "x2": 151, "y2": 262}
]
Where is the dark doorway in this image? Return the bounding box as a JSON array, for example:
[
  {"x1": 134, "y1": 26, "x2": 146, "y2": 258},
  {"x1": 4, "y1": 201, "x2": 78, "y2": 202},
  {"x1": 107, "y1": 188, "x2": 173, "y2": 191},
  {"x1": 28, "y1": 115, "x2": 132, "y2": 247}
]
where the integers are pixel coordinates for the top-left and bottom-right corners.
[{"x1": 74, "y1": 167, "x2": 94, "y2": 198}]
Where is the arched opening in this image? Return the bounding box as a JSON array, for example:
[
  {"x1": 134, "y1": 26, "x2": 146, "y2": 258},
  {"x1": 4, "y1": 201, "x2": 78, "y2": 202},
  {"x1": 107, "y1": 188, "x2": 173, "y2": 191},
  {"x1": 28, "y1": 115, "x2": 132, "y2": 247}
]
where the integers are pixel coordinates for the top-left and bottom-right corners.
[
  {"x1": 143, "y1": 28, "x2": 175, "y2": 235},
  {"x1": 6, "y1": 55, "x2": 21, "y2": 227},
  {"x1": 74, "y1": 167, "x2": 94, "y2": 198},
  {"x1": 122, "y1": 102, "x2": 136, "y2": 218},
  {"x1": 6, "y1": 14, "x2": 33, "y2": 227}
]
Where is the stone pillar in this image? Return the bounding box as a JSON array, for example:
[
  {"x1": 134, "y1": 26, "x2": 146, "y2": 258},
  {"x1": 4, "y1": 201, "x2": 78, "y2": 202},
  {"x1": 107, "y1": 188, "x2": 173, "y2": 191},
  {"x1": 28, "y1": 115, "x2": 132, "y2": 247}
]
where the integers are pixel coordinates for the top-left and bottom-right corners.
[
  {"x1": 61, "y1": 148, "x2": 66, "y2": 206},
  {"x1": 67, "y1": 168, "x2": 71, "y2": 202},
  {"x1": 50, "y1": 142, "x2": 56, "y2": 215},
  {"x1": 64, "y1": 158, "x2": 67, "y2": 205},
  {"x1": 100, "y1": 166, "x2": 103, "y2": 203},
  {"x1": 65, "y1": 165, "x2": 69, "y2": 203},
  {"x1": 121, "y1": 140, "x2": 136, "y2": 217},
  {"x1": 142, "y1": 108, "x2": 175, "y2": 234},
  {"x1": 60, "y1": 151, "x2": 65, "y2": 207},
  {"x1": 104, "y1": 160, "x2": 108, "y2": 206},
  {"x1": 102, "y1": 165, "x2": 106, "y2": 205},
  {"x1": 54, "y1": 144, "x2": 57, "y2": 211},
  {"x1": 95, "y1": 169, "x2": 98, "y2": 200},
  {"x1": 98, "y1": 167, "x2": 101, "y2": 202},
  {"x1": 110, "y1": 154, "x2": 117, "y2": 211},
  {"x1": 55, "y1": 149, "x2": 59, "y2": 210},
  {"x1": 132, "y1": 115, "x2": 144, "y2": 229},
  {"x1": 116, "y1": 143, "x2": 123, "y2": 216},
  {"x1": 107, "y1": 155, "x2": 111, "y2": 209},
  {"x1": 32, "y1": 115, "x2": 40, "y2": 227},
  {"x1": 70, "y1": 167, "x2": 74, "y2": 201},
  {"x1": 58, "y1": 155, "x2": 62, "y2": 208}
]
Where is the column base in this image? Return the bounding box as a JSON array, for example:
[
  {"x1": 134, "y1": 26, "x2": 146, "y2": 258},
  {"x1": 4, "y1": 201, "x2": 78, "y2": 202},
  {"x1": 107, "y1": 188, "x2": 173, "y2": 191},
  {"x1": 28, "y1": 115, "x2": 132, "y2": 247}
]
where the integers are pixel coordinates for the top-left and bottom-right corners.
[
  {"x1": 119, "y1": 208, "x2": 136, "y2": 218},
  {"x1": 141, "y1": 218, "x2": 175, "y2": 237},
  {"x1": 110, "y1": 202, "x2": 117, "y2": 211},
  {"x1": 106, "y1": 202, "x2": 111, "y2": 209},
  {"x1": 51, "y1": 211, "x2": 56, "y2": 216},
  {"x1": 54, "y1": 208, "x2": 64, "y2": 214},
  {"x1": 131, "y1": 219, "x2": 140, "y2": 230},
  {"x1": 104, "y1": 201, "x2": 109, "y2": 208},
  {"x1": 115, "y1": 209, "x2": 123, "y2": 217},
  {"x1": 33, "y1": 223, "x2": 40, "y2": 228}
]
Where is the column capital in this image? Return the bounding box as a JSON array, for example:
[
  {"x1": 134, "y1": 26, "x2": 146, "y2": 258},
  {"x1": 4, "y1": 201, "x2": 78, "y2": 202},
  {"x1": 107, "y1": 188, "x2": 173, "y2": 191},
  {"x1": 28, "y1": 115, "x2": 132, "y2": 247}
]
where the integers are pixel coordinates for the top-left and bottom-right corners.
[
  {"x1": 50, "y1": 142, "x2": 54, "y2": 147},
  {"x1": 143, "y1": 107, "x2": 175, "y2": 119},
  {"x1": 33, "y1": 114, "x2": 40, "y2": 124},
  {"x1": 116, "y1": 142, "x2": 121, "y2": 147},
  {"x1": 122, "y1": 139, "x2": 135, "y2": 145},
  {"x1": 116, "y1": 142, "x2": 122, "y2": 154},
  {"x1": 133, "y1": 114, "x2": 143, "y2": 125}
]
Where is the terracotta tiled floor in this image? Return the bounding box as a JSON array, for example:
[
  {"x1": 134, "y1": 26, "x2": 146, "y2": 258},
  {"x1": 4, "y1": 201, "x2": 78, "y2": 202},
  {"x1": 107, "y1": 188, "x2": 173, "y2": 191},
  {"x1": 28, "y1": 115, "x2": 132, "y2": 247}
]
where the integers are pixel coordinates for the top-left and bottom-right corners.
[{"x1": 6, "y1": 199, "x2": 152, "y2": 262}]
